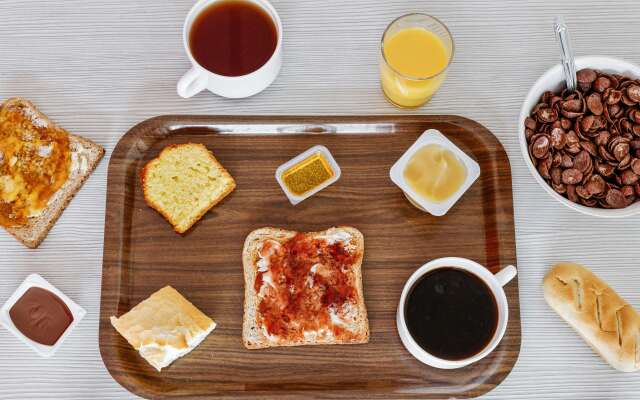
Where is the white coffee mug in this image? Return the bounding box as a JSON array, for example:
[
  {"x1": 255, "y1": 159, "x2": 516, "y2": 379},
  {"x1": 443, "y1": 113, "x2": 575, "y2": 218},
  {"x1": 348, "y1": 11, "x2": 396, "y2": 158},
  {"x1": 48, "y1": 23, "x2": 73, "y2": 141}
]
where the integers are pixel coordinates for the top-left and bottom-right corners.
[
  {"x1": 177, "y1": 0, "x2": 283, "y2": 99},
  {"x1": 396, "y1": 257, "x2": 517, "y2": 369}
]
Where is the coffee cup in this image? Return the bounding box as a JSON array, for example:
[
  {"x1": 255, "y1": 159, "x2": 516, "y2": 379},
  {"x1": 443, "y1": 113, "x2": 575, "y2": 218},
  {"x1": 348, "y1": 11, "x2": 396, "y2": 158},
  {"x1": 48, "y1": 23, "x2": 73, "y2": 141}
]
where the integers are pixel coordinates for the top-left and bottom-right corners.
[
  {"x1": 177, "y1": 0, "x2": 283, "y2": 99},
  {"x1": 396, "y1": 257, "x2": 517, "y2": 369}
]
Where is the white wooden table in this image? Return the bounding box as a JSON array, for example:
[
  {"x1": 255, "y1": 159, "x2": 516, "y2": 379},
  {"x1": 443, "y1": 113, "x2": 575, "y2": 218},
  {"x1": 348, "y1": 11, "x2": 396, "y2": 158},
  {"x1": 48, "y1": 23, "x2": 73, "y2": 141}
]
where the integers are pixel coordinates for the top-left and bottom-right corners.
[{"x1": 1, "y1": 0, "x2": 640, "y2": 398}]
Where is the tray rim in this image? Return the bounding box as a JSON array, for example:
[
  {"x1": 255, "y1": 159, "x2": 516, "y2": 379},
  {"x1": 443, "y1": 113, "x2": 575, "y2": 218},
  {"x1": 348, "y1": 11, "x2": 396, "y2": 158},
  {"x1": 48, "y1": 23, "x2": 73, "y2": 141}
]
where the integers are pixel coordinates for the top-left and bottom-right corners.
[{"x1": 100, "y1": 114, "x2": 520, "y2": 399}]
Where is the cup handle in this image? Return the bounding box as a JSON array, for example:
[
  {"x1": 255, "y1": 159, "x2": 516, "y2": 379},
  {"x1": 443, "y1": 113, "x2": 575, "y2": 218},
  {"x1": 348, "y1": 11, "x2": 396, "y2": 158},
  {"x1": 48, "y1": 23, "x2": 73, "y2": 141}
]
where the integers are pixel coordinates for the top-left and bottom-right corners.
[
  {"x1": 495, "y1": 265, "x2": 517, "y2": 287},
  {"x1": 177, "y1": 67, "x2": 208, "y2": 98}
]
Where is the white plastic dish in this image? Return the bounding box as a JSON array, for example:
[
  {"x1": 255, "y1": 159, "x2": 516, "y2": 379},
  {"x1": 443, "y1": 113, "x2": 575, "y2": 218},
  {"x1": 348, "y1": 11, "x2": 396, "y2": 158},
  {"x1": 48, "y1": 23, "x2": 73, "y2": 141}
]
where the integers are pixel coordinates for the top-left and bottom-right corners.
[
  {"x1": 275, "y1": 145, "x2": 341, "y2": 205},
  {"x1": 390, "y1": 129, "x2": 480, "y2": 216},
  {"x1": 519, "y1": 55, "x2": 640, "y2": 217},
  {"x1": 0, "y1": 274, "x2": 86, "y2": 357}
]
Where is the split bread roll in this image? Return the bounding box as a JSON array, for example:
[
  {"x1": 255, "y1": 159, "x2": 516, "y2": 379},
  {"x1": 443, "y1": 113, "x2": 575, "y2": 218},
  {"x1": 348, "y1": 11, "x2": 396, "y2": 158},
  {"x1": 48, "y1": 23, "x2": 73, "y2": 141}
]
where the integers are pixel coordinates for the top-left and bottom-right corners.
[
  {"x1": 110, "y1": 286, "x2": 216, "y2": 371},
  {"x1": 544, "y1": 262, "x2": 640, "y2": 372}
]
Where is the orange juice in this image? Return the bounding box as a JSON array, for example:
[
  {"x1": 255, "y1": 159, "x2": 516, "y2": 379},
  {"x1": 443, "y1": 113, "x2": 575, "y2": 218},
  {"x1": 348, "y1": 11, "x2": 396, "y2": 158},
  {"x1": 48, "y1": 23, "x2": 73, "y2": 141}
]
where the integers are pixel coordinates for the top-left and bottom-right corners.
[{"x1": 380, "y1": 16, "x2": 453, "y2": 108}]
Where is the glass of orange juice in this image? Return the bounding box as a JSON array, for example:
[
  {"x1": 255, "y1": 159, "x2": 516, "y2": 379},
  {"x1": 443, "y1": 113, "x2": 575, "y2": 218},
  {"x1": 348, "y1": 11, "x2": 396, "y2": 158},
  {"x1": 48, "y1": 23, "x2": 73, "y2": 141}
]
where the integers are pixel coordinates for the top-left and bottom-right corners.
[{"x1": 380, "y1": 14, "x2": 454, "y2": 108}]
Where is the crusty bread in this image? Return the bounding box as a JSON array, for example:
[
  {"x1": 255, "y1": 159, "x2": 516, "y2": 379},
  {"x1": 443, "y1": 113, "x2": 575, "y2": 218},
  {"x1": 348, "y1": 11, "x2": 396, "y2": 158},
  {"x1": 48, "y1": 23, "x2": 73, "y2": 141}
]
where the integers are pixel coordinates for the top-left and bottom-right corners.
[
  {"x1": 242, "y1": 226, "x2": 369, "y2": 349},
  {"x1": 0, "y1": 98, "x2": 104, "y2": 248},
  {"x1": 110, "y1": 286, "x2": 216, "y2": 372},
  {"x1": 141, "y1": 143, "x2": 235, "y2": 234},
  {"x1": 544, "y1": 262, "x2": 640, "y2": 372}
]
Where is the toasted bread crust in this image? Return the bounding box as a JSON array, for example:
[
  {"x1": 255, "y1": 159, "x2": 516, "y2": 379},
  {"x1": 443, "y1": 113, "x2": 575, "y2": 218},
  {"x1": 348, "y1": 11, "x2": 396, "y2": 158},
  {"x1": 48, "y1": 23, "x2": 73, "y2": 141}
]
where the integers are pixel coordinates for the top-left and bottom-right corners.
[
  {"x1": 242, "y1": 226, "x2": 369, "y2": 349},
  {"x1": 140, "y1": 143, "x2": 236, "y2": 234},
  {"x1": 0, "y1": 98, "x2": 105, "y2": 248}
]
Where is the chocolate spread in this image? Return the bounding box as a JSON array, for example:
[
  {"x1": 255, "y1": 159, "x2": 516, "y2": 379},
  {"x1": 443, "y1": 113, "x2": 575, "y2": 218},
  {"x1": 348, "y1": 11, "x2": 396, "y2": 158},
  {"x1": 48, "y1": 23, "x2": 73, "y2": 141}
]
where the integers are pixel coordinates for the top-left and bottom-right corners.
[{"x1": 9, "y1": 287, "x2": 73, "y2": 346}]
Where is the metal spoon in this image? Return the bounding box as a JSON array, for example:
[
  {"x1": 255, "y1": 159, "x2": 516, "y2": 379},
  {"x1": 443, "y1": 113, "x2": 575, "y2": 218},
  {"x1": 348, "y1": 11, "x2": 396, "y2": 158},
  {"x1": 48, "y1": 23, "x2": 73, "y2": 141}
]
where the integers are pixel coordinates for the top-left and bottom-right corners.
[{"x1": 554, "y1": 16, "x2": 577, "y2": 92}]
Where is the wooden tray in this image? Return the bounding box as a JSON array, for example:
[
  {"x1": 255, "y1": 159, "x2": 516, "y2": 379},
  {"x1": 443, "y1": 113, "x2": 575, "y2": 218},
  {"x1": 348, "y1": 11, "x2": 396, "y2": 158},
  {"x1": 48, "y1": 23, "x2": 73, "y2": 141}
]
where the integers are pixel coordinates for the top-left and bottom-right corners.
[{"x1": 100, "y1": 116, "x2": 520, "y2": 399}]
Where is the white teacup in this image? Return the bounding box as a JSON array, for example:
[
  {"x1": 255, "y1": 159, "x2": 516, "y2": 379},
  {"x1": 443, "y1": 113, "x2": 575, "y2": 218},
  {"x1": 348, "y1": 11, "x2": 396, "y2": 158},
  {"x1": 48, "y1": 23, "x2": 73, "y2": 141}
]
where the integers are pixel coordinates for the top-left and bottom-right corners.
[
  {"x1": 396, "y1": 257, "x2": 517, "y2": 369},
  {"x1": 177, "y1": 0, "x2": 283, "y2": 99}
]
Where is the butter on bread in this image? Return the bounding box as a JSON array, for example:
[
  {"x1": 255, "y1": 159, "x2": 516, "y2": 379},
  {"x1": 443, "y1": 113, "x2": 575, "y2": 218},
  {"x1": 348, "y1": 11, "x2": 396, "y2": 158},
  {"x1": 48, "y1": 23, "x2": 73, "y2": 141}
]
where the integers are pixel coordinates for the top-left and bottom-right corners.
[
  {"x1": 110, "y1": 286, "x2": 216, "y2": 372},
  {"x1": 141, "y1": 143, "x2": 235, "y2": 233},
  {"x1": 544, "y1": 262, "x2": 640, "y2": 372},
  {"x1": 0, "y1": 98, "x2": 104, "y2": 248}
]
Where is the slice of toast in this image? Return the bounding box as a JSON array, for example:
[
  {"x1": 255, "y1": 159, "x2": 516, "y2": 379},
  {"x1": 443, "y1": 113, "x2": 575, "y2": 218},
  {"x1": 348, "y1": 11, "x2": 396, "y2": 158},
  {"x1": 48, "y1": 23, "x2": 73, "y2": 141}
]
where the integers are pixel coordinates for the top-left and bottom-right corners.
[
  {"x1": 0, "y1": 98, "x2": 104, "y2": 248},
  {"x1": 242, "y1": 226, "x2": 369, "y2": 349},
  {"x1": 141, "y1": 143, "x2": 236, "y2": 234}
]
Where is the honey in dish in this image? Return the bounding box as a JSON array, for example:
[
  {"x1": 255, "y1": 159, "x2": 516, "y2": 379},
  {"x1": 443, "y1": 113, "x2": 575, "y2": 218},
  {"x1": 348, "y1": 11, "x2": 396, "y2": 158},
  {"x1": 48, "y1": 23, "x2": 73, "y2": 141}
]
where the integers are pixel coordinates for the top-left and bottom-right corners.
[
  {"x1": 189, "y1": 0, "x2": 277, "y2": 77},
  {"x1": 282, "y1": 153, "x2": 334, "y2": 196},
  {"x1": 403, "y1": 144, "x2": 466, "y2": 202}
]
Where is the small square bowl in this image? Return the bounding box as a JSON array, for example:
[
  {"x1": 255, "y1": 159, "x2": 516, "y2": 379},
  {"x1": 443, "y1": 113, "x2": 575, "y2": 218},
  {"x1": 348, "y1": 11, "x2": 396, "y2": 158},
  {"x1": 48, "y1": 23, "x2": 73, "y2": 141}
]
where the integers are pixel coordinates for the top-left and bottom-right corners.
[
  {"x1": 0, "y1": 274, "x2": 86, "y2": 358},
  {"x1": 276, "y1": 145, "x2": 342, "y2": 205},
  {"x1": 390, "y1": 129, "x2": 480, "y2": 216}
]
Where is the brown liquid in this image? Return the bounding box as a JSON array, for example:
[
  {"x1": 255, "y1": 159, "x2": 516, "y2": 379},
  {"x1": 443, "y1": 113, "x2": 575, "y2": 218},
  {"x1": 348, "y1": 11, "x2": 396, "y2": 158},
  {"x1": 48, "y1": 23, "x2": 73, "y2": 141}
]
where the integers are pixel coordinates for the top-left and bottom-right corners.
[
  {"x1": 405, "y1": 267, "x2": 498, "y2": 360},
  {"x1": 9, "y1": 287, "x2": 74, "y2": 346},
  {"x1": 189, "y1": 0, "x2": 277, "y2": 77}
]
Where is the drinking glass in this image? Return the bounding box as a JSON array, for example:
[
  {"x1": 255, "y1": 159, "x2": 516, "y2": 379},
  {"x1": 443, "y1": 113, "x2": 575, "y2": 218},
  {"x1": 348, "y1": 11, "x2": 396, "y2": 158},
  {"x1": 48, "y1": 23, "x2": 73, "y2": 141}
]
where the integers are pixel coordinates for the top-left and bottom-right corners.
[{"x1": 380, "y1": 14, "x2": 454, "y2": 108}]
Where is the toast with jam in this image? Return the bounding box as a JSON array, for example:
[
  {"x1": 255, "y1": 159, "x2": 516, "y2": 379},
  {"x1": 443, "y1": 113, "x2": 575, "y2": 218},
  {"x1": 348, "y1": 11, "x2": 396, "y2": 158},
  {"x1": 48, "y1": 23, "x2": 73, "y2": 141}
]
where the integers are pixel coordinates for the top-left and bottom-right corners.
[{"x1": 242, "y1": 226, "x2": 369, "y2": 349}]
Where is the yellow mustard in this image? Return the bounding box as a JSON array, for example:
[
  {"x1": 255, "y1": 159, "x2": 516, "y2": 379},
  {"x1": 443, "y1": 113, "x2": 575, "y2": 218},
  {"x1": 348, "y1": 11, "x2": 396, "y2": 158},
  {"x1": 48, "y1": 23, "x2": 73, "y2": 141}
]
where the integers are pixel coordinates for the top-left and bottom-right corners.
[{"x1": 281, "y1": 152, "x2": 334, "y2": 196}]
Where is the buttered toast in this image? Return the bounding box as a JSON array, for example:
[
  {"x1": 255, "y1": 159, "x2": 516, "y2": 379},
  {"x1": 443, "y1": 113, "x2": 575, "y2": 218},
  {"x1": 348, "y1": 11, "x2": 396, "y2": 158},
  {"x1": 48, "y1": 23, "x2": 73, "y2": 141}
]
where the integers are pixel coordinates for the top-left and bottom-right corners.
[
  {"x1": 0, "y1": 98, "x2": 104, "y2": 248},
  {"x1": 242, "y1": 226, "x2": 369, "y2": 349},
  {"x1": 141, "y1": 143, "x2": 236, "y2": 233}
]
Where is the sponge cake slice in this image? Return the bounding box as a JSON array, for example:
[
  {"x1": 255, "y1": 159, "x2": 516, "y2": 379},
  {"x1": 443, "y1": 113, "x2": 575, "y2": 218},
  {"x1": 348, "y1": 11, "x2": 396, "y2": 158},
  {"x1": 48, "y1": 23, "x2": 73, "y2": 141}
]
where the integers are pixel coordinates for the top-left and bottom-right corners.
[{"x1": 141, "y1": 143, "x2": 236, "y2": 233}]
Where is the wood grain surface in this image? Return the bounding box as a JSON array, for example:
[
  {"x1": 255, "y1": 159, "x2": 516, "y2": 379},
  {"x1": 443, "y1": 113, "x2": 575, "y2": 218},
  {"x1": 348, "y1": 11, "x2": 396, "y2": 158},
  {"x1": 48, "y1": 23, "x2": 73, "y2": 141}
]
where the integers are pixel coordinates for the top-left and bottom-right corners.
[
  {"x1": 100, "y1": 116, "x2": 519, "y2": 399},
  {"x1": 2, "y1": 0, "x2": 640, "y2": 399}
]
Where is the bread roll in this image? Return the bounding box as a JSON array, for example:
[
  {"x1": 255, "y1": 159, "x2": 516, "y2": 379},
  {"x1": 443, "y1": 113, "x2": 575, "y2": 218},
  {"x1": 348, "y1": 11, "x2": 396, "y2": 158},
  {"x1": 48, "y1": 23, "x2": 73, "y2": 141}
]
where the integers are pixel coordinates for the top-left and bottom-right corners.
[
  {"x1": 544, "y1": 262, "x2": 640, "y2": 372},
  {"x1": 110, "y1": 286, "x2": 216, "y2": 371}
]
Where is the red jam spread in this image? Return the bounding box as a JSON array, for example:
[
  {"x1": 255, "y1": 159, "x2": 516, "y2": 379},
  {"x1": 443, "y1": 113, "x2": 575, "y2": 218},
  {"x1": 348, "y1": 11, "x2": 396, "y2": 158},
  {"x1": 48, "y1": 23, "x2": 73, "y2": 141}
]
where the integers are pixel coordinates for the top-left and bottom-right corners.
[
  {"x1": 255, "y1": 233, "x2": 359, "y2": 341},
  {"x1": 9, "y1": 287, "x2": 73, "y2": 346}
]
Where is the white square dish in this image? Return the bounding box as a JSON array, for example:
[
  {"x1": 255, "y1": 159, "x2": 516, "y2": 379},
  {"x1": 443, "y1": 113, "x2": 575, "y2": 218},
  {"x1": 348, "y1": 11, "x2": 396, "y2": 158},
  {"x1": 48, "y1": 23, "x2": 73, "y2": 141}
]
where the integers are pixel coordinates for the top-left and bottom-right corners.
[
  {"x1": 276, "y1": 145, "x2": 342, "y2": 205},
  {"x1": 390, "y1": 129, "x2": 480, "y2": 216},
  {"x1": 0, "y1": 274, "x2": 86, "y2": 358}
]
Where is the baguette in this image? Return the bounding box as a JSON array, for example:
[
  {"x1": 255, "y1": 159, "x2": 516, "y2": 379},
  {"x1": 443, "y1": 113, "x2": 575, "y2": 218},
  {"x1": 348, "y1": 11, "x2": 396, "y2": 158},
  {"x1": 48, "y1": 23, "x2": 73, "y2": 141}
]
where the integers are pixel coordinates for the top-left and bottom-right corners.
[
  {"x1": 543, "y1": 262, "x2": 640, "y2": 372},
  {"x1": 0, "y1": 98, "x2": 104, "y2": 248},
  {"x1": 242, "y1": 226, "x2": 369, "y2": 349}
]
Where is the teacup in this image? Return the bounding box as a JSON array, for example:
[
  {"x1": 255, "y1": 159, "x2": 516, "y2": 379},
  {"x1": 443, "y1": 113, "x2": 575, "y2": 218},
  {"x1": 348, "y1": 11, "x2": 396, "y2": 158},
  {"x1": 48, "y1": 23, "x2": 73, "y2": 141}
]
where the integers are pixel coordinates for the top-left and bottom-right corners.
[
  {"x1": 396, "y1": 257, "x2": 517, "y2": 369},
  {"x1": 177, "y1": 0, "x2": 283, "y2": 99}
]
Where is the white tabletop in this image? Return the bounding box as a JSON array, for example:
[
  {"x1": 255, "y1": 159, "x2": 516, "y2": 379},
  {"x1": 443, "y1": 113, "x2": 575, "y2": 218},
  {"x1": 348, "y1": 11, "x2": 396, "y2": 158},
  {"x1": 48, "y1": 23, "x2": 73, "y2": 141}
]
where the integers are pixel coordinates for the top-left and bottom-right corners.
[{"x1": 1, "y1": 0, "x2": 640, "y2": 399}]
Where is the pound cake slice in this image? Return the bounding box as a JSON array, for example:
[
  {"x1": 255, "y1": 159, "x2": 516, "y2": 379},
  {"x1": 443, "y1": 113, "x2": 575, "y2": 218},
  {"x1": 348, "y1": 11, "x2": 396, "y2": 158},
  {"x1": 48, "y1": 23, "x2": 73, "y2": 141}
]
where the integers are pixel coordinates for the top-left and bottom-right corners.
[
  {"x1": 242, "y1": 226, "x2": 369, "y2": 349},
  {"x1": 111, "y1": 286, "x2": 216, "y2": 371},
  {"x1": 0, "y1": 97, "x2": 104, "y2": 248},
  {"x1": 141, "y1": 143, "x2": 236, "y2": 233}
]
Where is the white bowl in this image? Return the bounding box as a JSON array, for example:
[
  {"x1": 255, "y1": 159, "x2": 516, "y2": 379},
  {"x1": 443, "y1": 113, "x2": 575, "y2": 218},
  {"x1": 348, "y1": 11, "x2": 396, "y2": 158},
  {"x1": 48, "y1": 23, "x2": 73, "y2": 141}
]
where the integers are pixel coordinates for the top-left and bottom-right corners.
[{"x1": 519, "y1": 56, "x2": 640, "y2": 217}]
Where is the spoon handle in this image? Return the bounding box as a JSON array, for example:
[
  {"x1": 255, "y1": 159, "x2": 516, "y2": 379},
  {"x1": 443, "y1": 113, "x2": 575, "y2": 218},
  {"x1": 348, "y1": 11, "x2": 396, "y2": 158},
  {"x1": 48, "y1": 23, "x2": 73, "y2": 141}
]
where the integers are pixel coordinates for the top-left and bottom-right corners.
[{"x1": 554, "y1": 16, "x2": 577, "y2": 92}]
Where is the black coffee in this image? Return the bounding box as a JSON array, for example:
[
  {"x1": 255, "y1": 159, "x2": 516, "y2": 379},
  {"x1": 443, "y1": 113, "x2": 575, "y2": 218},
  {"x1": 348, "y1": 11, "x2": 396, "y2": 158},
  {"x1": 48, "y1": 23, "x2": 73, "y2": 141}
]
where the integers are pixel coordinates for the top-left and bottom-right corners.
[{"x1": 405, "y1": 267, "x2": 498, "y2": 360}]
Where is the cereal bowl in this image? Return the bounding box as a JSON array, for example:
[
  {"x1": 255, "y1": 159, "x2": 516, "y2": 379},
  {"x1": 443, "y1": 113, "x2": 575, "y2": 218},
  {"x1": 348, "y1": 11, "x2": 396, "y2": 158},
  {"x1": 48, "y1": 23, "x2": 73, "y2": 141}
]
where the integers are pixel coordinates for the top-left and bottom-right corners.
[{"x1": 519, "y1": 56, "x2": 640, "y2": 217}]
